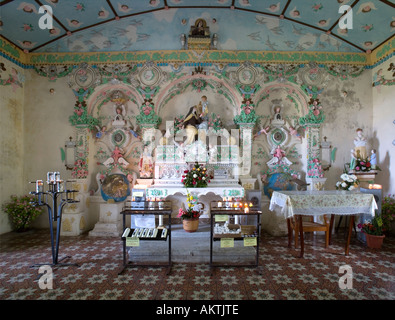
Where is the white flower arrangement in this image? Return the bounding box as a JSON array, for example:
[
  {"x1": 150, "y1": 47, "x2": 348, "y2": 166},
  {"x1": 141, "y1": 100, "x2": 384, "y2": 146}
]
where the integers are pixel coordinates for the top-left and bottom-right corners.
[{"x1": 336, "y1": 173, "x2": 359, "y2": 191}]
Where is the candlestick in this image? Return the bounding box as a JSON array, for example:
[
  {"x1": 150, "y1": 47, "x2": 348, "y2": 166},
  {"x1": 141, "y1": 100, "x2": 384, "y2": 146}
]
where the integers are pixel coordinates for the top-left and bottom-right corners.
[{"x1": 36, "y1": 180, "x2": 43, "y2": 193}]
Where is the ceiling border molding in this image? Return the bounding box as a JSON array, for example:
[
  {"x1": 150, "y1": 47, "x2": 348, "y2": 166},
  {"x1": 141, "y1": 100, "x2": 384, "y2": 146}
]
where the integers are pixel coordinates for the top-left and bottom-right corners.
[{"x1": 1, "y1": 36, "x2": 394, "y2": 69}]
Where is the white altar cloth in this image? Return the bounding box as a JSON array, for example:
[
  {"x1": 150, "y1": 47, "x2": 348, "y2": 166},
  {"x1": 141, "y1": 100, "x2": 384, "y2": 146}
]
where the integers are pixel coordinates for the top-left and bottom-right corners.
[{"x1": 269, "y1": 190, "x2": 377, "y2": 219}]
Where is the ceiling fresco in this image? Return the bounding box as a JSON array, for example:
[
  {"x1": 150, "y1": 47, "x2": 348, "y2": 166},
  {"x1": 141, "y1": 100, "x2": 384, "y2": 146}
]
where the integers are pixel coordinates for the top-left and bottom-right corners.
[{"x1": 0, "y1": 0, "x2": 394, "y2": 54}]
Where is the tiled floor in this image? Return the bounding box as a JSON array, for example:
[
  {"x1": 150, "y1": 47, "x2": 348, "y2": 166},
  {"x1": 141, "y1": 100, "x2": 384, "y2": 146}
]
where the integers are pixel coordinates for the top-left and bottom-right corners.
[{"x1": 0, "y1": 226, "x2": 394, "y2": 300}]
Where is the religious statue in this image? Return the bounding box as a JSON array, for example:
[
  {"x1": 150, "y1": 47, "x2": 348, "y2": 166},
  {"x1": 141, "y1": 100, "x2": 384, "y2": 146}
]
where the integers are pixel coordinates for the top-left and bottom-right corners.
[
  {"x1": 95, "y1": 125, "x2": 107, "y2": 139},
  {"x1": 353, "y1": 128, "x2": 368, "y2": 159},
  {"x1": 267, "y1": 145, "x2": 292, "y2": 167},
  {"x1": 182, "y1": 105, "x2": 202, "y2": 145},
  {"x1": 113, "y1": 104, "x2": 126, "y2": 126},
  {"x1": 139, "y1": 146, "x2": 154, "y2": 178},
  {"x1": 190, "y1": 19, "x2": 208, "y2": 37},
  {"x1": 288, "y1": 125, "x2": 302, "y2": 141},
  {"x1": 103, "y1": 146, "x2": 129, "y2": 168},
  {"x1": 254, "y1": 125, "x2": 270, "y2": 140},
  {"x1": 370, "y1": 149, "x2": 377, "y2": 169},
  {"x1": 349, "y1": 128, "x2": 368, "y2": 170},
  {"x1": 128, "y1": 125, "x2": 140, "y2": 139},
  {"x1": 274, "y1": 106, "x2": 282, "y2": 120},
  {"x1": 197, "y1": 95, "x2": 209, "y2": 130},
  {"x1": 271, "y1": 104, "x2": 285, "y2": 126}
]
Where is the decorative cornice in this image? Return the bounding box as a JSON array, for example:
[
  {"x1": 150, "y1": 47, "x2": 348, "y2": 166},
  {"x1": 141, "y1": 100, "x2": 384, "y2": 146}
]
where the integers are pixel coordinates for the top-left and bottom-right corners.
[
  {"x1": 1, "y1": 35, "x2": 394, "y2": 68},
  {"x1": 368, "y1": 35, "x2": 395, "y2": 69}
]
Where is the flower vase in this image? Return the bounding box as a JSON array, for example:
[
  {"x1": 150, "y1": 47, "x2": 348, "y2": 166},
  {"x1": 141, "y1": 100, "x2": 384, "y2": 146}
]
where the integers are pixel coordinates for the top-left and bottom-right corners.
[
  {"x1": 364, "y1": 232, "x2": 385, "y2": 249},
  {"x1": 182, "y1": 218, "x2": 199, "y2": 233}
]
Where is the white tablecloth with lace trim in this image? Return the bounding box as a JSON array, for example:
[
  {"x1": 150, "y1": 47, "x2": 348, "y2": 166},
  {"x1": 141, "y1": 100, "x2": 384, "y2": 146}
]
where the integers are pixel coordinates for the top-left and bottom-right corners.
[{"x1": 269, "y1": 190, "x2": 377, "y2": 219}]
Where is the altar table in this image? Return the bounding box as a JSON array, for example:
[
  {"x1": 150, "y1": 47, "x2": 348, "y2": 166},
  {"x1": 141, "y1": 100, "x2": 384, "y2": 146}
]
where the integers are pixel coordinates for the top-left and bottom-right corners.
[{"x1": 269, "y1": 190, "x2": 378, "y2": 257}]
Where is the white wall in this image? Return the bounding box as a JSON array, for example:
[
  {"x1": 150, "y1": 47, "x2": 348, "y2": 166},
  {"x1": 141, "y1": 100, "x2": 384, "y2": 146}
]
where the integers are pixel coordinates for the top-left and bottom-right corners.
[
  {"x1": 371, "y1": 56, "x2": 395, "y2": 196},
  {"x1": 0, "y1": 57, "x2": 25, "y2": 234}
]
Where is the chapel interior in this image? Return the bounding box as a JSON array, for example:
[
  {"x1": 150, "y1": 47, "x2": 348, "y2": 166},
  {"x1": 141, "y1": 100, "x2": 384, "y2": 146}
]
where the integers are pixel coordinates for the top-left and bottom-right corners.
[{"x1": 0, "y1": 0, "x2": 394, "y2": 303}]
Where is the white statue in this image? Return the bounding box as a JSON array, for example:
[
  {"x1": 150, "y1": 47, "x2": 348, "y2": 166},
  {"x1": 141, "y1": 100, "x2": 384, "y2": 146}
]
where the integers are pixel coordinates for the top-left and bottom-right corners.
[
  {"x1": 112, "y1": 104, "x2": 126, "y2": 126},
  {"x1": 353, "y1": 128, "x2": 367, "y2": 159},
  {"x1": 370, "y1": 149, "x2": 377, "y2": 169},
  {"x1": 139, "y1": 146, "x2": 154, "y2": 178}
]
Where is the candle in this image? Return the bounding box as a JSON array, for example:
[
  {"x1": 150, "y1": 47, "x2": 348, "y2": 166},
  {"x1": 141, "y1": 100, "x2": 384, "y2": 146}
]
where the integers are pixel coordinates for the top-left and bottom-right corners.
[
  {"x1": 218, "y1": 201, "x2": 222, "y2": 208},
  {"x1": 244, "y1": 207, "x2": 249, "y2": 213},
  {"x1": 249, "y1": 202, "x2": 253, "y2": 207},
  {"x1": 56, "y1": 180, "x2": 63, "y2": 192},
  {"x1": 47, "y1": 172, "x2": 53, "y2": 184},
  {"x1": 36, "y1": 180, "x2": 43, "y2": 193}
]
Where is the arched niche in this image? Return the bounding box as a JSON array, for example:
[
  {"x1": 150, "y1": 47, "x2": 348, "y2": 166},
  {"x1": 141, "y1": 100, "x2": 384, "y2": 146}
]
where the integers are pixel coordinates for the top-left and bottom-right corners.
[
  {"x1": 251, "y1": 82, "x2": 310, "y2": 179},
  {"x1": 255, "y1": 83, "x2": 309, "y2": 120},
  {"x1": 86, "y1": 83, "x2": 143, "y2": 128},
  {"x1": 154, "y1": 73, "x2": 242, "y2": 131}
]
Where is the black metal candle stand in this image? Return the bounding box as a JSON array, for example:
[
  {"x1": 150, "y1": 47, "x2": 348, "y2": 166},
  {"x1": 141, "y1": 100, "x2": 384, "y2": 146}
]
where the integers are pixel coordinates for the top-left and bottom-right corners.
[{"x1": 29, "y1": 182, "x2": 80, "y2": 269}]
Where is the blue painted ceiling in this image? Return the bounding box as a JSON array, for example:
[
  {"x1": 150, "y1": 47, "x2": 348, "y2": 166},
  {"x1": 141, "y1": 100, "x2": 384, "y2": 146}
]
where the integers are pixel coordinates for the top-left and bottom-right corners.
[{"x1": 1, "y1": 0, "x2": 394, "y2": 53}]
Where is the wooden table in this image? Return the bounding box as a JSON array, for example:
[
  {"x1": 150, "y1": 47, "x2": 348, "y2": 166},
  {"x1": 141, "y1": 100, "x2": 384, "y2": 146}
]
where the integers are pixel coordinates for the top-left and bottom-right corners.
[{"x1": 269, "y1": 190, "x2": 377, "y2": 257}]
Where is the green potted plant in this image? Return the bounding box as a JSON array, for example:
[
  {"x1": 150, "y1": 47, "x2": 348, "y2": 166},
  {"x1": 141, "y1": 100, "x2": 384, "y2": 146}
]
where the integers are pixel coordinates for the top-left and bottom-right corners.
[
  {"x1": 2, "y1": 194, "x2": 43, "y2": 232},
  {"x1": 358, "y1": 216, "x2": 385, "y2": 249},
  {"x1": 381, "y1": 194, "x2": 395, "y2": 235}
]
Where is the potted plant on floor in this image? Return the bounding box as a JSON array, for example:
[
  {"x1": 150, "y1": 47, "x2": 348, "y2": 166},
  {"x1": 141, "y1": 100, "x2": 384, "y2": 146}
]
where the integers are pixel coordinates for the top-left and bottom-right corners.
[
  {"x1": 358, "y1": 216, "x2": 385, "y2": 249},
  {"x1": 381, "y1": 194, "x2": 395, "y2": 236},
  {"x1": 177, "y1": 192, "x2": 201, "y2": 233},
  {"x1": 2, "y1": 195, "x2": 43, "y2": 232}
]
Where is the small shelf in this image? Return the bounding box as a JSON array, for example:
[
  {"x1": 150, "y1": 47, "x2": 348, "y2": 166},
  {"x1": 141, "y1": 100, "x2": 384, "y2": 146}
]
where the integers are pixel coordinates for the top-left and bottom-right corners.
[{"x1": 213, "y1": 224, "x2": 257, "y2": 240}]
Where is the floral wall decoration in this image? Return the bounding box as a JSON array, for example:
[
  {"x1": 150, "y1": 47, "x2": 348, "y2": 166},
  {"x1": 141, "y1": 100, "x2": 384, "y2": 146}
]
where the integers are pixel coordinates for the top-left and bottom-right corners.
[
  {"x1": 136, "y1": 85, "x2": 161, "y2": 127},
  {"x1": 298, "y1": 97, "x2": 325, "y2": 126},
  {"x1": 0, "y1": 63, "x2": 24, "y2": 91},
  {"x1": 372, "y1": 61, "x2": 395, "y2": 91},
  {"x1": 69, "y1": 87, "x2": 100, "y2": 130},
  {"x1": 234, "y1": 84, "x2": 260, "y2": 125},
  {"x1": 260, "y1": 63, "x2": 299, "y2": 84},
  {"x1": 72, "y1": 127, "x2": 90, "y2": 179},
  {"x1": 34, "y1": 65, "x2": 73, "y2": 82}
]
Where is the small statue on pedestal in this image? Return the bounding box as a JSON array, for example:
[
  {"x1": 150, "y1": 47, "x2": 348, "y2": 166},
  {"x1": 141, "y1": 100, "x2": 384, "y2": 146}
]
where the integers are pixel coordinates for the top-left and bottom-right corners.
[{"x1": 139, "y1": 146, "x2": 154, "y2": 178}]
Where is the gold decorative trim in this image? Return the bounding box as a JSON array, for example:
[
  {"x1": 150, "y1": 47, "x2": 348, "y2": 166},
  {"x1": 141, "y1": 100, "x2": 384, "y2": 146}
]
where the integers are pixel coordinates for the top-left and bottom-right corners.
[{"x1": 2, "y1": 35, "x2": 394, "y2": 68}]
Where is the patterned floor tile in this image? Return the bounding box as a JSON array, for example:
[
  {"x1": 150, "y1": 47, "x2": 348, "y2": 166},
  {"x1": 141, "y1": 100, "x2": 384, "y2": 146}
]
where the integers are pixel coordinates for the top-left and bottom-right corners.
[{"x1": 0, "y1": 228, "x2": 394, "y2": 301}]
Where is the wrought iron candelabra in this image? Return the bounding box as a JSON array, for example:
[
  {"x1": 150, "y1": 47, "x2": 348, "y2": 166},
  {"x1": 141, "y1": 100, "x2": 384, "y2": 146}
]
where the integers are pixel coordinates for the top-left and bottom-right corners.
[{"x1": 29, "y1": 172, "x2": 79, "y2": 268}]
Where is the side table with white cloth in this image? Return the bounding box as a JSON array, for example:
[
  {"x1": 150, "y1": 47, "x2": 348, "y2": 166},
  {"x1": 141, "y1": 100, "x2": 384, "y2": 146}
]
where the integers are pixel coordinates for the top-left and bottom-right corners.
[{"x1": 269, "y1": 190, "x2": 378, "y2": 258}]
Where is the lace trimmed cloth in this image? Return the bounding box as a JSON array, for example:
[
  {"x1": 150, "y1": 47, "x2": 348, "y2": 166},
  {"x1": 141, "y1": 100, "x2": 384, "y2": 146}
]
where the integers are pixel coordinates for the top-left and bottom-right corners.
[{"x1": 269, "y1": 190, "x2": 377, "y2": 218}]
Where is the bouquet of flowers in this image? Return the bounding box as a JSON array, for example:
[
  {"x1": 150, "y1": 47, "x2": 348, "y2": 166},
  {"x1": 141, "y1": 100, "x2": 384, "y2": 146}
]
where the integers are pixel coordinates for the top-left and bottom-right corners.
[
  {"x1": 335, "y1": 173, "x2": 359, "y2": 191},
  {"x1": 358, "y1": 216, "x2": 385, "y2": 236},
  {"x1": 353, "y1": 158, "x2": 372, "y2": 172},
  {"x1": 2, "y1": 195, "x2": 43, "y2": 231},
  {"x1": 181, "y1": 162, "x2": 212, "y2": 188},
  {"x1": 177, "y1": 192, "x2": 200, "y2": 220}
]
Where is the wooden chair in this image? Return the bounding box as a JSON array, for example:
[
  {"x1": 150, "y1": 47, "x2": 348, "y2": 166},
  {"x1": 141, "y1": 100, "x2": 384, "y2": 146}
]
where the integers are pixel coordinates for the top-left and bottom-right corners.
[{"x1": 287, "y1": 215, "x2": 331, "y2": 249}]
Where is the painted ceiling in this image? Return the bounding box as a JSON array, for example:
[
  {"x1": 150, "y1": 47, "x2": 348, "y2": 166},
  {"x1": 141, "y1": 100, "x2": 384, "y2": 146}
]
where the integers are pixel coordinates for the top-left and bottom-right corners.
[{"x1": 1, "y1": 0, "x2": 394, "y2": 54}]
